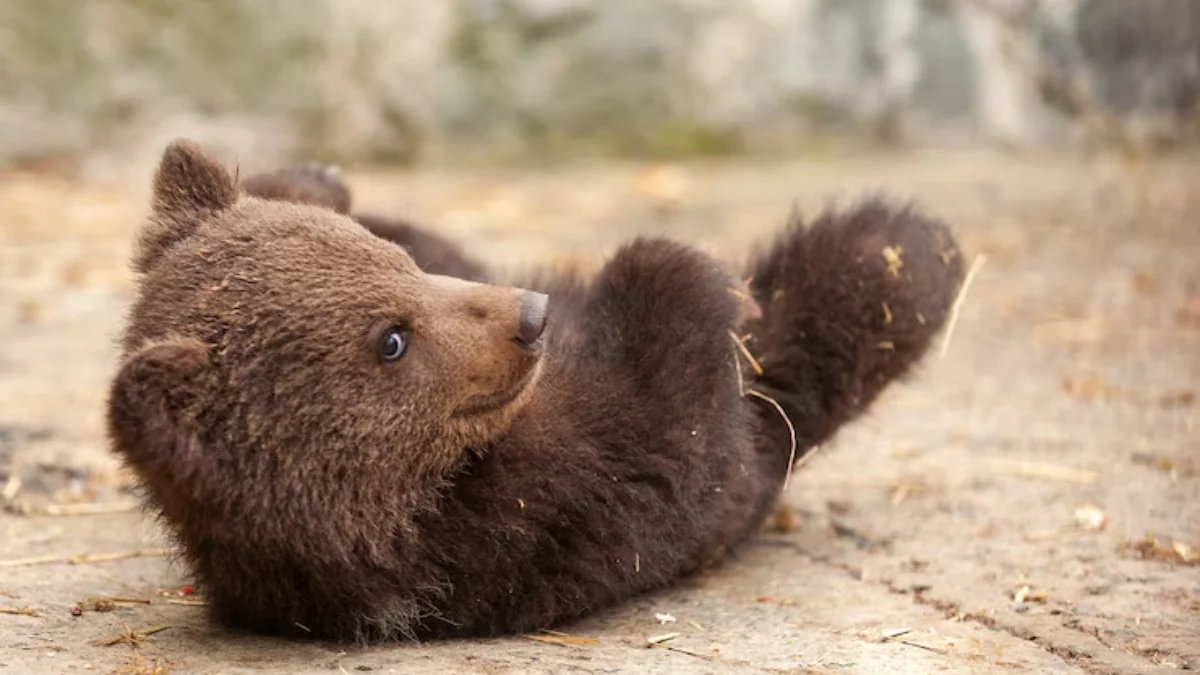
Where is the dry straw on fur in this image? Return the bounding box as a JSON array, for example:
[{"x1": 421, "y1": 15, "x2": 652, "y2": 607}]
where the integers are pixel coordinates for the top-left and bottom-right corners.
[{"x1": 728, "y1": 331, "x2": 801, "y2": 488}]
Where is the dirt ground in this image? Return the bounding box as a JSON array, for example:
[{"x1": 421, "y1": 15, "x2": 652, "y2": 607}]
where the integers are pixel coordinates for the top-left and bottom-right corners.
[{"x1": 1, "y1": 148, "x2": 1197, "y2": 675}]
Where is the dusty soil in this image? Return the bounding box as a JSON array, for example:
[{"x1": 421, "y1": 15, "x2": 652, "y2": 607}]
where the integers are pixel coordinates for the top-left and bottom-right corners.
[{"x1": 1, "y1": 148, "x2": 1197, "y2": 675}]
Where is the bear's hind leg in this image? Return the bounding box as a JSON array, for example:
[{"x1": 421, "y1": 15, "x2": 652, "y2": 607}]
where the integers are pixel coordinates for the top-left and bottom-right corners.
[
  {"x1": 353, "y1": 214, "x2": 488, "y2": 282},
  {"x1": 242, "y1": 165, "x2": 488, "y2": 281},
  {"x1": 242, "y1": 164, "x2": 352, "y2": 214},
  {"x1": 745, "y1": 199, "x2": 964, "y2": 453}
]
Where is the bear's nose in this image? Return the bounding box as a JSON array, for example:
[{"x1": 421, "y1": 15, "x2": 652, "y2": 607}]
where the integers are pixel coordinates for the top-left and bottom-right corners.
[{"x1": 515, "y1": 291, "x2": 549, "y2": 349}]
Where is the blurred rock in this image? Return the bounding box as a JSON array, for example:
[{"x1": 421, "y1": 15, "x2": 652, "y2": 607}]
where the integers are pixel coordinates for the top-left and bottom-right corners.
[{"x1": 0, "y1": 0, "x2": 1197, "y2": 176}]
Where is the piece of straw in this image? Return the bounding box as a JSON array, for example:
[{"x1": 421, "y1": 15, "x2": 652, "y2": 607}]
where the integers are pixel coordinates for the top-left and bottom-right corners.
[
  {"x1": 746, "y1": 389, "x2": 798, "y2": 487},
  {"x1": 939, "y1": 254, "x2": 987, "y2": 359}
]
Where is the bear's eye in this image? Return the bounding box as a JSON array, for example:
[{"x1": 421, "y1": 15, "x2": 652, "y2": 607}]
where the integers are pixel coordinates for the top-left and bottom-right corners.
[{"x1": 380, "y1": 328, "x2": 408, "y2": 361}]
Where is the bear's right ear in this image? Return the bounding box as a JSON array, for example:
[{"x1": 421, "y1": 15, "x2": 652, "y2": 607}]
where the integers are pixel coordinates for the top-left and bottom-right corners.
[
  {"x1": 107, "y1": 339, "x2": 214, "y2": 500},
  {"x1": 132, "y1": 139, "x2": 238, "y2": 273}
]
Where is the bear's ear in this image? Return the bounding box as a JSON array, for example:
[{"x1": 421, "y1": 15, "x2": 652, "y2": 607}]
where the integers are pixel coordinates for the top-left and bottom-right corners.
[
  {"x1": 107, "y1": 339, "x2": 214, "y2": 500},
  {"x1": 132, "y1": 139, "x2": 238, "y2": 273}
]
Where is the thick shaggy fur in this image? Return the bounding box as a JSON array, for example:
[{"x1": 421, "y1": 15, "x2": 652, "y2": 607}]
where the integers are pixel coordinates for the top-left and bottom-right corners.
[{"x1": 108, "y1": 141, "x2": 963, "y2": 643}]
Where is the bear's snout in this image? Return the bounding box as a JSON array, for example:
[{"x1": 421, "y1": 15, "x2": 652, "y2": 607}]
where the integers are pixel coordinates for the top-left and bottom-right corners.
[{"x1": 515, "y1": 291, "x2": 548, "y2": 350}]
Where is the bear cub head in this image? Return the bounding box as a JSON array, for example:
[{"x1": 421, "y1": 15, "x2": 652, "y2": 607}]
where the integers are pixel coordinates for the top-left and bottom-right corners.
[{"x1": 108, "y1": 140, "x2": 548, "y2": 569}]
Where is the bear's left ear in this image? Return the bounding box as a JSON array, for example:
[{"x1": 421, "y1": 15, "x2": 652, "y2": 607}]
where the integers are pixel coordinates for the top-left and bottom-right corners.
[
  {"x1": 107, "y1": 339, "x2": 215, "y2": 500},
  {"x1": 132, "y1": 139, "x2": 238, "y2": 273}
]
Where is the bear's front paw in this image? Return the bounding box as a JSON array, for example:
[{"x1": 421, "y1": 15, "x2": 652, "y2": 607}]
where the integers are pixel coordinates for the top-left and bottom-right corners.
[
  {"x1": 593, "y1": 237, "x2": 753, "y2": 344},
  {"x1": 287, "y1": 163, "x2": 347, "y2": 189}
]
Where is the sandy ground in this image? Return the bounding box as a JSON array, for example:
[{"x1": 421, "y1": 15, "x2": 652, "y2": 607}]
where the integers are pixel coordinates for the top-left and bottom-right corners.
[{"x1": 0, "y1": 148, "x2": 1197, "y2": 675}]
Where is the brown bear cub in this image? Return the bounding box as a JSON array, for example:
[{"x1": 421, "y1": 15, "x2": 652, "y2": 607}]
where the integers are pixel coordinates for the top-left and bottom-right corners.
[{"x1": 108, "y1": 140, "x2": 964, "y2": 643}]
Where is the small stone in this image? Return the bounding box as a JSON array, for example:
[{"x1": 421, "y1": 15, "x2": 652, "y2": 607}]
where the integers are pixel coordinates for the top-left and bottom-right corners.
[{"x1": 1073, "y1": 503, "x2": 1107, "y2": 531}]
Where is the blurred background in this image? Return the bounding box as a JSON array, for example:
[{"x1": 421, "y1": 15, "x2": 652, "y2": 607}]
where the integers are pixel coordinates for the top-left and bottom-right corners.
[{"x1": 1, "y1": 0, "x2": 1199, "y2": 176}]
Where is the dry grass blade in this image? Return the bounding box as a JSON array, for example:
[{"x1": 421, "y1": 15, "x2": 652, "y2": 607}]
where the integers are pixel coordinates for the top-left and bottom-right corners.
[
  {"x1": 0, "y1": 607, "x2": 39, "y2": 617},
  {"x1": 1033, "y1": 316, "x2": 1109, "y2": 345},
  {"x1": 939, "y1": 254, "x2": 986, "y2": 359},
  {"x1": 745, "y1": 389, "x2": 799, "y2": 488},
  {"x1": 994, "y1": 460, "x2": 1098, "y2": 484},
  {"x1": 728, "y1": 331, "x2": 763, "y2": 375},
  {"x1": 93, "y1": 597, "x2": 152, "y2": 606},
  {"x1": 18, "y1": 500, "x2": 140, "y2": 516},
  {"x1": 76, "y1": 596, "x2": 152, "y2": 613},
  {"x1": 164, "y1": 598, "x2": 206, "y2": 607},
  {"x1": 653, "y1": 644, "x2": 714, "y2": 660},
  {"x1": 0, "y1": 548, "x2": 175, "y2": 568},
  {"x1": 726, "y1": 286, "x2": 753, "y2": 302},
  {"x1": 897, "y1": 640, "x2": 950, "y2": 655},
  {"x1": 647, "y1": 632, "x2": 681, "y2": 645},
  {"x1": 522, "y1": 633, "x2": 598, "y2": 646},
  {"x1": 647, "y1": 636, "x2": 715, "y2": 661},
  {"x1": 75, "y1": 549, "x2": 173, "y2": 564},
  {"x1": 0, "y1": 554, "x2": 66, "y2": 568},
  {"x1": 91, "y1": 624, "x2": 170, "y2": 647}
]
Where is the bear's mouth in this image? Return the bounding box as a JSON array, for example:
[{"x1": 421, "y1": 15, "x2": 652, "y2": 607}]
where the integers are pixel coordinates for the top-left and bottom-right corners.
[{"x1": 452, "y1": 364, "x2": 540, "y2": 419}]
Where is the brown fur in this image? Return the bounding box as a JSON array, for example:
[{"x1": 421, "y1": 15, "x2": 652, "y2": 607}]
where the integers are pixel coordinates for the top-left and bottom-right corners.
[{"x1": 108, "y1": 140, "x2": 964, "y2": 643}]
